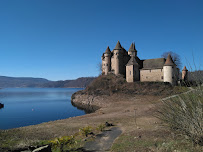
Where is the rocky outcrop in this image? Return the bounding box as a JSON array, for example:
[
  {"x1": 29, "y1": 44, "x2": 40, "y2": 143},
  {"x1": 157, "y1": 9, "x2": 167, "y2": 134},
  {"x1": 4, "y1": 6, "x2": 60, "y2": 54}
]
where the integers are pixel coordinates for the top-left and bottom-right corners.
[{"x1": 71, "y1": 91, "x2": 110, "y2": 112}]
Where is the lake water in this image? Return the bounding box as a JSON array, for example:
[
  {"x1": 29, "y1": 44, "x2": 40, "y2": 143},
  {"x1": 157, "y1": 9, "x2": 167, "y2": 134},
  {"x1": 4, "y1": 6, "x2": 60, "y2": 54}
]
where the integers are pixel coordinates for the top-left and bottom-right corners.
[{"x1": 0, "y1": 88, "x2": 85, "y2": 130}]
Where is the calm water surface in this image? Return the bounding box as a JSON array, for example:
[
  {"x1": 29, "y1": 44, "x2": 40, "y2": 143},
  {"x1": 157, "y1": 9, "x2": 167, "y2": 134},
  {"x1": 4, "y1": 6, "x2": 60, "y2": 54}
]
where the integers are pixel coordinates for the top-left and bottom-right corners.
[{"x1": 0, "y1": 88, "x2": 85, "y2": 130}]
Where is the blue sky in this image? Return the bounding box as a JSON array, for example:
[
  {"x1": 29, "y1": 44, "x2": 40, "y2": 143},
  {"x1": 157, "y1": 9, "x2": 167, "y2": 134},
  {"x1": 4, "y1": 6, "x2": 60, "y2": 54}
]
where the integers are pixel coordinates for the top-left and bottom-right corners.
[{"x1": 0, "y1": 0, "x2": 202, "y2": 81}]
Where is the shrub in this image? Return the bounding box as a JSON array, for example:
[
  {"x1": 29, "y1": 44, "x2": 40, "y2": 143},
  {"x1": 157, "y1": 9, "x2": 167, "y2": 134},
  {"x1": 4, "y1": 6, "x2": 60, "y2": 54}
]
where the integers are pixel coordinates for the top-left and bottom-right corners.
[
  {"x1": 50, "y1": 135, "x2": 76, "y2": 152},
  {"x1": 97, "y1": 124, "x2": 106, "y2": 132},
  {"x1": 157, "y1": 86, "x2": 203, "y2": 145},
  {"x1": 79, "y1": 126, "x2": 93, "y2": 137},
  {"x1": 84, "y1": 74, "x2": 178, "y2": 96}
]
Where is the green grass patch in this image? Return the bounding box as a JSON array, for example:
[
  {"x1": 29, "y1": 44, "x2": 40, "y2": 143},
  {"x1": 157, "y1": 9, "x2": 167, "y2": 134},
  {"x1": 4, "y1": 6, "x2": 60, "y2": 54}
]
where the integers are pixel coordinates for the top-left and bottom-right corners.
[{"x1": 111, "y1": 134, "x2": 203, "y2": 152}]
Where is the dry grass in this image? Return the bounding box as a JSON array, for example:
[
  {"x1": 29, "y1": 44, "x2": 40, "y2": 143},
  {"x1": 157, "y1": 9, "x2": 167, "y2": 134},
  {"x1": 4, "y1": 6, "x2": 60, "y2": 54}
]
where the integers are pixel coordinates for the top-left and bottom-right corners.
[
  {"x1": 157, "y1": 86, "x2": 203, "y2": 146},
  {"x1": 84, "y1": 74, "x2": 186, "y2": 96},
  {"x1": 0, "y1": 76, "x2": 198, "y2": 151}
]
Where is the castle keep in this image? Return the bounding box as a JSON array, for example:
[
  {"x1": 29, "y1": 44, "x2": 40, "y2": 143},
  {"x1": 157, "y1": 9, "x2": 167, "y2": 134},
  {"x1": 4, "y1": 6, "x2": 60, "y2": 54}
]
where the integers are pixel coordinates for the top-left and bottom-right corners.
[{"x1": 101, "y1": 41, "x2": 187, "y2": 85}]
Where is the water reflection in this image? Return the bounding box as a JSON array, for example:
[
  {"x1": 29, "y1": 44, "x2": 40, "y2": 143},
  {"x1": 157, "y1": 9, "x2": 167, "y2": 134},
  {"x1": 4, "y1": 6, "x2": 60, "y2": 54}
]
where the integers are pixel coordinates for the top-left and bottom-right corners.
[{"x1": 0, "y1": 88, "x2": 85, "y2": 129}]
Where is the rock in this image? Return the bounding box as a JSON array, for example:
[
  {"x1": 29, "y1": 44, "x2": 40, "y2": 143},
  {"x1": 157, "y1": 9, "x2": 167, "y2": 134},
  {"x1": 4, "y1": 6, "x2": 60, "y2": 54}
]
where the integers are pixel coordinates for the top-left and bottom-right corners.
[
  {"x1": 134, "y1": 135, "x2": 142, "y2": 139},
  {"x1": 29, "y1": 146, "x2": 37, "y2": 151},
  {"x1": 105, "y1": 122, "x2": 113, "y2": 127},
  {"x1": 32, "y1": 145, "x2": 51, "y2": 152},
  {"x1": 0, "y1": 103, "x2": 4, "y2": 109},
  {"x1": 71, "y1": 92, "x2": 106, "y2": 113}
]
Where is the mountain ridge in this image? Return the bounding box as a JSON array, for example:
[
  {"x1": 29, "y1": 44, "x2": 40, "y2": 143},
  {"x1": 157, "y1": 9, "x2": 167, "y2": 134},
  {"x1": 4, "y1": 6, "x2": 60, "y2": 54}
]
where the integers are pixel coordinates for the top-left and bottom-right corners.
[{"x1": 0, "y1": 76, "x2": 96, "y2": 88}]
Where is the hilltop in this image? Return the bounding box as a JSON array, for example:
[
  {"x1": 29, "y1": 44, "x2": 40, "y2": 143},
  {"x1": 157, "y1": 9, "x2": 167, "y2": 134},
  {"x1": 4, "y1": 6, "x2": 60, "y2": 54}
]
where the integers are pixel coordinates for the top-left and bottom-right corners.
[{"x1": 71, "y1": 74, "x2": 188, "y2": 111}]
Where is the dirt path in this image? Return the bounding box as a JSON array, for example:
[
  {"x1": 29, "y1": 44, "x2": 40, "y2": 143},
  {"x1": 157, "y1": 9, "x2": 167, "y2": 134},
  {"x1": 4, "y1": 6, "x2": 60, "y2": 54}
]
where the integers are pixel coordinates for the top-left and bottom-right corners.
[{"x1": 84, "y1": 127, "x2": 122, "y2": 152}]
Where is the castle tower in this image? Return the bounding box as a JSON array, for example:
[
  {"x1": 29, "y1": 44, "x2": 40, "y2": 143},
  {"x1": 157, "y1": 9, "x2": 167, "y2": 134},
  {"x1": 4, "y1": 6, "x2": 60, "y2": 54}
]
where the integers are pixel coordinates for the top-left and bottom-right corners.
[
  {"x1": 113, "y1": 41, "x2": 123, "y2": 75},
  {"x1": 104, "y1": 46, "x2": 111, "y2": 75},
  {"x1": 163, "y1": 54, "x2": 176, "y2": 85},
  {"x1": 128, "y1": 42, "x2": 137, "y2": 57},
  {"x1": 126, "y1": 56, "x2": 140, "y2": 82},
  {"x1": 182, "y1": 66, "x2": 188, "y2": 81}
]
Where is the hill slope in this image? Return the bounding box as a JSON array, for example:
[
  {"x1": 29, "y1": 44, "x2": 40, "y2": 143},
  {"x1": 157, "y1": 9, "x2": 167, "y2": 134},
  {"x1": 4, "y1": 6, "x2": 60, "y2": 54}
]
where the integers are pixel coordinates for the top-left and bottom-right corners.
[
  {"x1": 0, "y1": 76, "x2": 50, "y2": 88},
  {"x1": 40, "y1": 77, "x2": 95, "y2": 88},
  {"x1": 0, "y1": 76, "x2": 95, "y2": 88}
]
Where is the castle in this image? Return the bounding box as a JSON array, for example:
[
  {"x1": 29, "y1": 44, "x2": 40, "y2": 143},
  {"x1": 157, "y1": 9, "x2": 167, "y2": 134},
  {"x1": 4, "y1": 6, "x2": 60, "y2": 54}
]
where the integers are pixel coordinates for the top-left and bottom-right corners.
[{"x1": 101, "y1": 41, "x2": 188, "y2": 85}]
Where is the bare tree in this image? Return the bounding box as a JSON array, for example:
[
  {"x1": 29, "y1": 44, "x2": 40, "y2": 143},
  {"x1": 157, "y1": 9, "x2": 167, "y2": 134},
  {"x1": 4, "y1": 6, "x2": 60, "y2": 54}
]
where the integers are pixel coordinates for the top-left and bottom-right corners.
[
  {"x1": 97, "y1": 62, "x2": 103, "y2": 75},
  {"x1": 162, "y1": 51, "x2": 182, "y2": 70}
]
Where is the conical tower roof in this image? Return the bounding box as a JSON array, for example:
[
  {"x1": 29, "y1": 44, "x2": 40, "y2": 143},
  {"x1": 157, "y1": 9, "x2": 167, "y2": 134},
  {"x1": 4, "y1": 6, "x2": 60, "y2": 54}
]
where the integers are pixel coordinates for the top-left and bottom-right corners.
[
  {"x1": 105, "y1": 46, "x2": 111, "y2": 54},
  {"x1": 182, "y1": 66, "x2": 188, "y2": 71},
  {"x1": 128, "y1": 42, "x2": 136, "y2": 52},
  {"x1": 114, "y1": 41, "x2": 122, "y2": 50},
  {"x1": 164, "y1": 54, "x2": 175, "y2": 66}
]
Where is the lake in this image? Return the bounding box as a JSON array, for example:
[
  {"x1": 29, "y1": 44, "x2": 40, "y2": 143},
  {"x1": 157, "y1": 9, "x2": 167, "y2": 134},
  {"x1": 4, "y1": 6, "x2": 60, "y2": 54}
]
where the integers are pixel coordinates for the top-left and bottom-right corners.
[{"x1": 0, "y1": 88, "x2": 85, "y2": 130}]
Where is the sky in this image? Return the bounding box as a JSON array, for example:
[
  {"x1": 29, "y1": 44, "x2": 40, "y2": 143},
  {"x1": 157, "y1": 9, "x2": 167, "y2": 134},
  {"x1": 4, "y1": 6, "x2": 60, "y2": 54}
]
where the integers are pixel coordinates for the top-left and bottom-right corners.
[{"x1": 0, "y1": 0, "x2": 202, "y2": 81}]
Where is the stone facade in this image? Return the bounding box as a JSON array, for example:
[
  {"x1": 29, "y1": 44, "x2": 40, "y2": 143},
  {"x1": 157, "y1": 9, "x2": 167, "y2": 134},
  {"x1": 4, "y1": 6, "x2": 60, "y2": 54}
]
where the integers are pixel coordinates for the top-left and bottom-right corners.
[
  {"x1": 101, "y1": 41, "x2": 187, "y2": 85},
  {"x1": 140, "y1": 69, "x2": 164, "y2": 82}
]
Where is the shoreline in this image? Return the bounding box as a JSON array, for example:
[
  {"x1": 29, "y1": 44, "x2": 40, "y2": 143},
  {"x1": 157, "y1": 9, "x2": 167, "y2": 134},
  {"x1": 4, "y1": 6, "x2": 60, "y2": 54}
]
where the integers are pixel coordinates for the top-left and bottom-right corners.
[
  {"x1": 0, "y1": 81, "x2": 192, "y2": 151},
  {"x1": 0, "y1": 93, "x2": 164, "y2": 150}
]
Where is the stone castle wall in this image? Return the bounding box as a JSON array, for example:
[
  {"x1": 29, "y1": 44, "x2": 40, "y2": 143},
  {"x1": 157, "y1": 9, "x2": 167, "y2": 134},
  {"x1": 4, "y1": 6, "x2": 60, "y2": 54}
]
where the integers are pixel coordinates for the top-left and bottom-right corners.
[
  {"x1": 126, "y1": 65, "x2": 134, "y2": 82},
  {"x1": 111, "y1": 51, "x2": 130, "y2": 75},
  {"x1": 140, "y1": 69, "x2": 164, "y2": 82}
]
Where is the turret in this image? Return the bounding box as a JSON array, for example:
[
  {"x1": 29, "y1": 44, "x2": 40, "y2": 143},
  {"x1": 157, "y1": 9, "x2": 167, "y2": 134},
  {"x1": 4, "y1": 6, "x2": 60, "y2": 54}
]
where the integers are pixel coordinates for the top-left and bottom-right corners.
[
  {"x1": 104, "y1": 46, "x2": 111, "y2": 75},
  {"x1": 114, "y1": 41, "x2": 123, "y2": 75},
  {"x1": 128, "y1": 42, "x2": 137, "y2": 57},
  {"x1": 163, "y1": 54, "x2": 176, "y2": 85},
  {"x1": 126, "y1": 56, "x2": 140, "y2": 82},
  {"x1": 182, "y1": 66, "x2": 188, "y2": 81}
]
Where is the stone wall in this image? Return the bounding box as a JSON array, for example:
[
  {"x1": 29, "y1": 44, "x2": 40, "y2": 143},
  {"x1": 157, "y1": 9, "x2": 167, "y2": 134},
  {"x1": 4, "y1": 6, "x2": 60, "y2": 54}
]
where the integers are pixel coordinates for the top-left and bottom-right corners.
[
  {"x1": 140, "y1": 69, "x2": 164, "y2": 82},
  {"x1": 126, "y1": 65, "x2": 134, "y2": 82}
]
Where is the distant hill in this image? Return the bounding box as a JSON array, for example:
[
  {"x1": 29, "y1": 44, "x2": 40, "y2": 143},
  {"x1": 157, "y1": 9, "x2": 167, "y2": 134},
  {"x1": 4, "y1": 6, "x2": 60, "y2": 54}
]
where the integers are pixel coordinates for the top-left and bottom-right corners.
[
  {"x1": 0, "y1": 70, "x2": 201, "y2": 88},
  {"x1": 0, "y1": 76, "x2": 50, "y2": 88},
  {"x1": 40, "y1": 77, "x2": 96, "y2": 88},
  {"x1": 0, "y1": 76, "x2": 96, "y2": 88}
]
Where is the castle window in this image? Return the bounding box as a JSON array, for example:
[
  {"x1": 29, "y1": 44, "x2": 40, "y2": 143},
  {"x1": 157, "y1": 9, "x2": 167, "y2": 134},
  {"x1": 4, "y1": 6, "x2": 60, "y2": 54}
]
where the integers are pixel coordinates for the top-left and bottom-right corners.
[
  {"x1": 106, "y1": 64, "x2": 108, "y2": 66},
  {"x1": 161, "y1": 76, "x2": 163, "y2": 79},
  {"x1": 150, "y1": 70, "x2": 151, "y2": 72},
  {"x1": 161, "y1": 69, "x2": 162, "y2": 72},
  {"x1": 146, "y1": 76, "x2": 148, "y2": 79},
  {"x1": 130, "y1": 71, "x2": 131, "y2": 75}
]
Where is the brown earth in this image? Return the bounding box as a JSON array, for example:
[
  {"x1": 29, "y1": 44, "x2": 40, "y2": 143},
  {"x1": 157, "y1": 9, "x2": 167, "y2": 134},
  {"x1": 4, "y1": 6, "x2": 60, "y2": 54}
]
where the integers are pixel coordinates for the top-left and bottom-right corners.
[
  {"x1": 0, "y1": 75, "x2": 195, "y2": 151},
  {"x1": 0, "y1": 94, "x2": 166, "y2": 149}
]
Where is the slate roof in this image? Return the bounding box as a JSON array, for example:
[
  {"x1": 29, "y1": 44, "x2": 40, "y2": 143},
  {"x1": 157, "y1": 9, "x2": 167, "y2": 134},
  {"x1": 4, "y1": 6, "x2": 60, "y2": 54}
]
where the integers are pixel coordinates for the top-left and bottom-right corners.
[
  {"x1": 128, "y1": 42, "x2": 136, "y2": 52},
  {"x1": 126, "y1": 57, "x2": 139, "y2": 66},
  {"x1": 142, "y1": 58, "x2": 166, "y2": 69},
  {"x1": 114, "y1": 41, "x2": 122, "y2": 50},
  {"x1": 164, "y1": 54, "x2": 175, "y2": 66},
  {"x1": 101, "y1": 53, "x2": 104, "y2": 59},
  {"x1": 105, "y1": 46, "x2": 111, "y2": 54}
]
